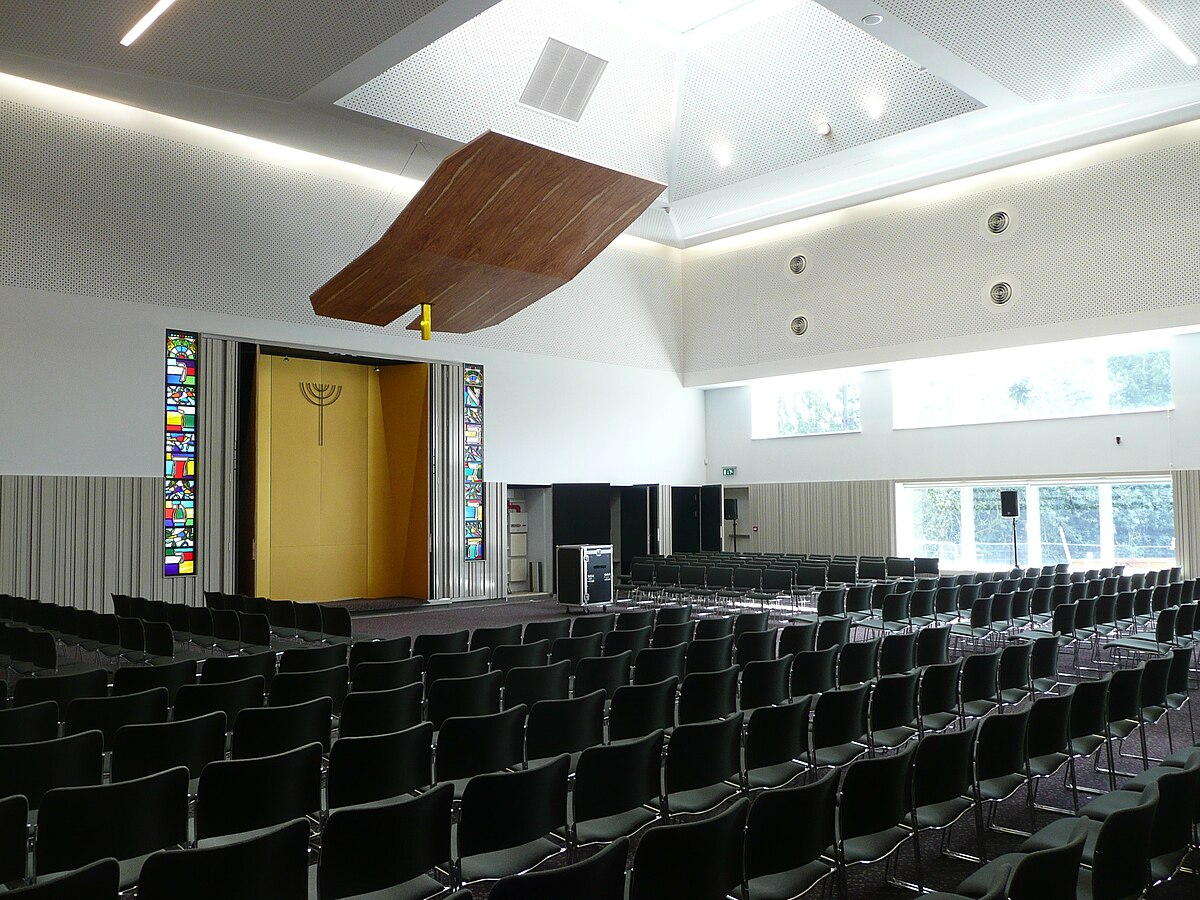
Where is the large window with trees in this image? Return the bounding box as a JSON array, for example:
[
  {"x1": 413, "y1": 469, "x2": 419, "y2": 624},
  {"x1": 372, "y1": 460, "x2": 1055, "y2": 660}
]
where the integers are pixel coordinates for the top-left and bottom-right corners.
[
  {"x1": 898, "y1": 478, "x2": 1174, "y2": 570},
  {"x1": 892, "y1": 338, "x2": 1172, "y2": 429},
  {"x1": 751, "y1": 373, "x2": 861, "y2": 439}
]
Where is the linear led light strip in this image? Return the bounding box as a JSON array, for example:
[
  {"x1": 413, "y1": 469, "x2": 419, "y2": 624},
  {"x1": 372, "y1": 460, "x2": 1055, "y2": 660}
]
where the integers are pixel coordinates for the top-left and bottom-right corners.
[
  {"x1": 1117, "y1": 0, "x2": 1198, "y2": 66},
  {"x1": 121, "y1": 0, "x2": 179, "y2": 46}
]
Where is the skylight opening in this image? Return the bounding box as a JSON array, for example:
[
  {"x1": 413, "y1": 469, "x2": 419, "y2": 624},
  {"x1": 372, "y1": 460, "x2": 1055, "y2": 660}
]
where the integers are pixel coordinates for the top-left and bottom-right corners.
[{"x1": 615, "y1": 0, "x2": 760, "y2": 34}]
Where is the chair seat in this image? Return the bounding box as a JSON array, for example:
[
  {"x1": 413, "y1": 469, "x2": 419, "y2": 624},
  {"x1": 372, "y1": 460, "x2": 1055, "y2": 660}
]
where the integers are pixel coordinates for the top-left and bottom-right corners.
[
  {"x1": 1019, "y1": 816, "x2": 1100, "y2": 864},
  {"x1": 921, "y1": 711, "x2": 958, "y2": 732},
  {"x1": 1029, "y1": 751, "x2": 1069, "y2": 778},
  {"x1": 1116, "y1": 763, "x2": 1184, "y2": 789},
  {"x1": 1079, "y1": 789, "x2": 1141, "y2": 821},
  {"x1": 1162, "y1": 744, "x2": 1200, "y2": 768},
  {"x1": 1032, "y1": 676, "x2": 1058, "y2": 693},
  {"x1": 747, "y1": 760, "x2": 808, "y2": 791},
  {"x1": 457, "y1": 835, "x2": 563, "y2": 884},
  {"x1": 1069, "y1": 735, "x2": 1105, "y2": 758},
  {"x1": 812, "y1": 742, "x2": 868, "y2": 768},
  {"x1": 871, "y1": 725, "x2": 918, "y2": 750},
  {"x1": 667, "y1": 782, "x2": 739, "y2": 816},
  {"x1": 1108, "y1": 719, "x2": 1139, "y2": 740},
  {"x1": 907, "y1": 796, "x2": 973, "y2": 831},
  {"x1": 960, "y1": 700, "x2": 998, "y2": 719},
  {"x1": 731, "y1": 859, "x2": 834, "y2": 900},
  {"x1": 955, "y1": 852, "x2": 1027, "y2": 898},
  {"x1": 999, "y1": 688, "x2": 1029, "y2": 704},
  {"x1": 978, "y1": 773, "x2": 1026, "y2": 803},
  {"x1": 841, "y1": 825, "x2": 911, "y2": 865},
  {"x1": 573, "y1": 806, "x2": 658, "y2": 845}
]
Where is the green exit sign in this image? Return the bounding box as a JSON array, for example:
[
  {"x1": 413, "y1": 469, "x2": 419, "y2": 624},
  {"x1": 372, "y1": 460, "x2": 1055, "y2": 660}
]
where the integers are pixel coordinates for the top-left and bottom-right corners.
[{"x1": 721, "y1": 466, "x2": 737, "y2": 477}]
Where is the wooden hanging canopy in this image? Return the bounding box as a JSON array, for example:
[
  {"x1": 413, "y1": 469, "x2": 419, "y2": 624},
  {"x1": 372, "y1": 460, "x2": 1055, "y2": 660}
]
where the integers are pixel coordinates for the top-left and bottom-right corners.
[{"x1": 310, "y1": 131, "x2": 665, "y2": 333}]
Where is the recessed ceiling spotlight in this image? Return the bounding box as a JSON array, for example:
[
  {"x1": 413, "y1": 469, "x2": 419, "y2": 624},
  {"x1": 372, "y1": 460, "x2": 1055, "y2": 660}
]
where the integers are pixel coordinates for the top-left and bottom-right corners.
[
  {"x1": 121, "y1": 0, "x2": 180, "y2": 46},
  {"x1": 816, "y1": 120, "x2": 832, "y2": 136},
  {"x1": 862, "y1": 14, "x2": 883, "y2": 25},
  {"x1": 1116, "y1": 0, "x2": 1198, "y2": 66},
  {"x1": 862, "y1": 92, "x2": 885, "y2": 119},
  {"x1": 712, "y1": 141, "x2": 733, "y2": 168}
]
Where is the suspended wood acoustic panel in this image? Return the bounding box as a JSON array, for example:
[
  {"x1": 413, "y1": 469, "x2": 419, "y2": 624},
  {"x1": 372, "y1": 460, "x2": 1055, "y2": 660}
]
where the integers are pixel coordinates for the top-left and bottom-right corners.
[{"x1": 310, "y1": 131, "x2": 664, "y2": 333}]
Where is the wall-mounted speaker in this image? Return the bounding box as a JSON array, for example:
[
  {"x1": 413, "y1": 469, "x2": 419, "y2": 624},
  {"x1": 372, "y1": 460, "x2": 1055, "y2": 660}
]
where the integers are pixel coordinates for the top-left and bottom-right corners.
[
  {"x1": 724, "y1": 498, "x2": 738, "y2": 521},
  {"x1": 1000, "y1": 490, "x2": 1019, "y2": 519}
]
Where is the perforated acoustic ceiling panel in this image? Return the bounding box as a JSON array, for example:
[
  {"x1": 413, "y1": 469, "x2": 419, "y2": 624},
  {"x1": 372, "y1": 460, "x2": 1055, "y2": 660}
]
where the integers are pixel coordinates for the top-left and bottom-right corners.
[
  {"x1": 0, "y1": 0, "x2": 453, "y2": 100},
  {"x1": 673, "y1": 0, "x2": 981, "y2": 199},
  {"x1": 337, "y1": 0, "x2": 676, "y2": 184},
  {"x1": 682, "y1": 128, "x2": 1200, "y2": 382},
  {"x1": 875, "y1": 0, "x2": 1200, "y2": 102},
  {"x1": 0, "y1": 96, "x2": 682, "y2": 373}
]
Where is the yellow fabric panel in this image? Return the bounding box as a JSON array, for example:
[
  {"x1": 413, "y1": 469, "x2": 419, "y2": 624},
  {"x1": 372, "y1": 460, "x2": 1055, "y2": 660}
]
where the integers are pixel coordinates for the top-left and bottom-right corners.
[
  {"x1": 366, "y1": 372, "x2": 402, "y2": 598},
  {"x1": 379, "y1": 365, "x2": 430, "y2": 599},
  {"x1": 271, "y1": 544, "x2": 368, "y2": 602},
  {"x1": 254, "y1": 352, "x2": 272, "y2": 597}
]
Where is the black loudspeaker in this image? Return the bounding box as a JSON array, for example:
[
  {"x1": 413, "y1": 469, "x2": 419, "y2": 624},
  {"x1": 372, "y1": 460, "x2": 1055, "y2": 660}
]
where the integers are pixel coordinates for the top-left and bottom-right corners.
[
  {"x1": 1000, "y1": 490, "x2": 1020, "y2": 519},
  {"x1": 724, "y1": 498, "x2": 738, "y2": 521}
]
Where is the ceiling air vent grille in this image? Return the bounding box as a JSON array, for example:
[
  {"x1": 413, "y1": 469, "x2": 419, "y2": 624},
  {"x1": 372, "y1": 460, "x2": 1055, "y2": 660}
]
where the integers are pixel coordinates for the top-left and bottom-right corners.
[{"x1": 519, "y1": 38, "x2": 608, "y2": 122}]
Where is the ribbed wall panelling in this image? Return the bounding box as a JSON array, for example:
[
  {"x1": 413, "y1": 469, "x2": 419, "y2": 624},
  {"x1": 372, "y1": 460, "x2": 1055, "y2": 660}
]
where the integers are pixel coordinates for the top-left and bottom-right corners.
[
  {"x1": 429, "y1": 363, "x2": 507, "y2": 600},
  {"x1": 745, "y1": 480, "x2": 897, "y2": 557},
  {"x1": 1171, "y1": 469, "x2": 1200, "y2": 580},
  {"x1": 656, "y1": 484, "x2": 673, "y2": 557},
  {"x1": 0, "y1": 336, "x2": 238, "y2": 609}
]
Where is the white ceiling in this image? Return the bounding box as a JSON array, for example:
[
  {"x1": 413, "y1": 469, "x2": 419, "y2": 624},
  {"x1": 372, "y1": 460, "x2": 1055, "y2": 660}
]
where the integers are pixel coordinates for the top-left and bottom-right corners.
[{"x1": 2, "y1": 0, "x2": 1200, "y2": 247}]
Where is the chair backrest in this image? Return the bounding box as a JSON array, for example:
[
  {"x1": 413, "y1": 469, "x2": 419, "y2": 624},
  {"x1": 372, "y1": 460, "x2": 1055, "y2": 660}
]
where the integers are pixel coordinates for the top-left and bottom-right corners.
[
  {"x1": 960, "y1": 650, "x2": 1001, "y2": 704},
  {"x1": 633, "y1": 642, "x2": 687, "y2": 685},
  {"x1": 319, "y1": 605, "x2": 352, "y2": 641},
  {"x1": 868, "y1": 671, "x2": 919, "y2": 733},
  {"x1": 735, "y1": 629, "x2": 777, "y2": 666},
  {"x1": 918, "y1": 658, "x2": 964, "y2": 720},
  {"x1": 327, "y1": 722, "x2": 434, "y2": 808},
  {"x1": 744, "y1": 768, "x2": 836, "y2": 885},
  {"x1": 629, "y1": 796, "x2": 749, "y2": 900},
  {"x1": 488, "y1": 835, "x2": 629, "y2": 900},
  {"x1": 351, "y1": 656, "x2": 424, "y2": 692},
  {"x1": 12, "y1": 668, "x2": 107, "y2": 709},
  {"x1": 740, "y1": 655, "x2": 793, "y2": 710},
  {"x1": 0, "y1": 795, "x2": 25, "y2": 884},
  {"x1": 0, "y1": 700, "x2": 59, "y2": 745},
  {"x1": 779, "y1": 622, "x2": 817, "y2": 656},
  {"x1": 609, "y1": 677, "x2": 678, "y2": 741},
  {"x1": 427, "y1": 669, "x2": 503, "y2": 729},
  {"x1": 339, "y1": 683, "x2": 423, "y2": 738},
  {"x1": 412, "y1": 629, "x2": 470, "y2": 659},
  {"x1": 491, "y1": 640, "x2": 550, "y2": 675},
  {"x1": 574, "y1": 651, "x2": 632, "y2": 700},
  {"x1": 527, "y1": 690, "x2": 605, "y2": 760},
  {"x1": 232, "y1": 696, "x2": 332, "y2": 757},
  {"x1": 174, "y1": 675, "x2": 265, "y2": 731},
  {"x1": 35, "y1": 767, "x2": 189, "y2": 877},
  {"x1": 791, "y1": 645, "x2": 839, "y2": 697},
  {"x1": 975, "y1": 708, "x2": 1031, "y2": 782},
  {"x1": 1007, "y1": 820, "x2": 1086, "y2": 900},
  {"x1": 522, "y1": 620, "x2": 572, "y2": 645},
  {"x1": 652, "y1": 605, "x2": 691, "y2": 627},
  {"x1": 914, "y1": 626, "x2": 950, "y2": 667},
  {"x1": 615, "y1": 610, "x2": 654, "y2": 631},
  {"x1": 652, "y1": 621, "x2": 696, "y2": 648},
  {"x1": 684, "y1": 635, "x2": 733, "y2": 675},
  {"x1": 4, "y1": 857, "x2": 120, "y2": 899},
  {"x1": 1089, "y1": 783, "x2": 1159, "y2": 900},
  {"x1": 678, "y1": 666, "x2": 739, "y2": 725},
  {"x1": 113, "y1": 658, "x2": 196, "y2": 706},
  {"x1": 837, "y1": 638, "x2": 880, "y2": 686},
  {"x1": 425, "y1": 648, "x2": 492, "y2": 687},
  {"x1": 1026, "y1": 691, "x2": 1072, "y2": 760},
  {"x1": 0, "y1": 730, "x2": 103, "y2": 809},
  {"x1": 278, "y1": 642, "x2": 347, "y2": 673},
  {"x1": 65, "y1": 687, "x2": 169, "y2": 750},
  {"x1": 912, "y1": 722, "x2": 975, "y2": 808},
  {"x1": 195, "y1": 742, "x2": 322, "y2": 840},
  {"x1": 744, "y1": 693, "x2": 812, "y2": 776},
  {"x1": 199, "y1": 651, "x2": 276, "y2": 688},
  {"x1": 550, "y1": 633, "x2": 604, "y2": 675},
  {"x1": 574, "y1": 731, "x2": 664, "y2": 828},
  {"x1": 348, "y1": 636, "x2": 411, "y2": 676},
  {"x1": 571, "y1": 614, "x2": 617, "y2": 638},
  {"x1": 318, "y1": 784, "x2": 453, "y2": 900},
  {"x1": 812, "y1": 684, "x2": 869, "y2": 750},
  {"x1": 838, "y1": 743, "x2": 916, "y2": 843},
  {"x1": 814, "y1": 616, "x2": 850, "y2": 651},
  {"x1": 111, "y1": 711, "x2": 226, "y2": 782},
  {"x1": 269, "y1": 664, "x2": 349, "y2": 714},
  {"x1": 1107, "y1": 664, "x2": 1143, "y2": 722},
  {"x1": 435, "y1": 705, "x2": 528, "y2": 783},
  {"x1": 137, "y1": 818, "x2": 309, "y2": 900},
  {"x1": 458, "y1": 755, "x2": 571, "y2": 860}
]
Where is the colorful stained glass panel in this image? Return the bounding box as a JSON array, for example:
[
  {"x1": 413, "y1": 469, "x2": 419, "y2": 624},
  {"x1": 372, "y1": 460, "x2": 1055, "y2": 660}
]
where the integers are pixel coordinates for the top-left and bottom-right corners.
[
  {"x1": 464, "y1": 364, "x2": 484, "y2": 560},
  {"x1": 165, "y1": 331, "x2": 198, "y2": 576}
]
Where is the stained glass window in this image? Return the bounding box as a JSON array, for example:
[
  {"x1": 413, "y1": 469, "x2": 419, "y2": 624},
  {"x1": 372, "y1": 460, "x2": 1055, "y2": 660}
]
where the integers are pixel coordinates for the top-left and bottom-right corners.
[
  {"x1": 464, "y1": 364, "x2": 484, "y2": 560},
  {"x1": 165, "y1": 331, "x2": 198, "y2": 576}
]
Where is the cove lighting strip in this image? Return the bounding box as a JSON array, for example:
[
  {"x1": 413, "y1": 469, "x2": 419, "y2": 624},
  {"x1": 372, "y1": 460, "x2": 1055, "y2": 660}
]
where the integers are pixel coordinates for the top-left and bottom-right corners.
[
  {"x1": 1117, "y1": 0, "x2": 1198, "y2": 66},
  {"x1": 121, "y1": 0, "x2": 179, "y2": 47}
]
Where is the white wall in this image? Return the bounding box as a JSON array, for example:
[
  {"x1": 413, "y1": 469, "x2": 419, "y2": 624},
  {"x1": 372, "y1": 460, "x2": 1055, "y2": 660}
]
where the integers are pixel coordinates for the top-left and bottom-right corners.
[
  {"x1": 0, "y1": 285, "x2": 706, "y2": 485},
  {"x1": 703, "y1": 333, "x2": 1200, "y2": 487}
]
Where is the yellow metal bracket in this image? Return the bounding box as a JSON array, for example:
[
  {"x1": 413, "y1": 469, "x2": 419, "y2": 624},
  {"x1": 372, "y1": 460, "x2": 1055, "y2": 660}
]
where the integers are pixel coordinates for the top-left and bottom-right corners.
[{"x1": 420, "y1": 303, "x2": 432, "y2": 341}]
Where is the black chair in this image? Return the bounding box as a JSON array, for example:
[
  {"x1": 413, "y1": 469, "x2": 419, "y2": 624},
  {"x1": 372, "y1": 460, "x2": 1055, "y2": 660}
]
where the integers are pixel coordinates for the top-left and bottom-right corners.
[
  {"x1": 652, "y1": 620, "x2": 696, "y2": 648},
  {"x1": 338, "y1": 683, "x2": 423, "y2": 738},
  {"x1": 0, "y1": 730, "x2": 102, "y2": 813},
  {"x1": 489, "y1": 835, "x2": 629, "y2": 900},
  {"x1": 522, "y1": 620, "x2": 571, "y2": 646},
  {"x1": 0, "y1": 700, "x2": 59, "y2": 745},
  {"x1": 653, "y1": 605, "x2": 691, "y2": 627},
  {"x1": 959, "y1": 650, "x2": 1001, "y2": 723},
  {"x1": 868, "y1": 671, "x2": 921, "y2": 754},
  {"x1": 137, "y1": 818, "x2": 309, "y2": 900},
  {"x1": 815, "y1": 617, "x2": 851, "y2": 651},
  {"x1": 998, "y1": 641, "x2": 1034, "y2": 707},
  {"x1": 64, "y1": 687, "x2": 169, "y2": 751},
  {"x1": 455, "y1": 754, "x2": 569, "y2": 886},
  {"x1": 740, "y1": 655, "x2": 793, "y2": 711},
  {"x1": 318, "y1": 784, "x2": 453, "y2": 900},
  {"x1": 572, "y1": 731, "x2": 664, "y2": 846},
  {"x1": 469, "y1": 624, "x2": 522, "y2": 654},
  {"x1": 111, "y1": 658, "x2": 197, "y2": 706},
  {"x1": 734, "y1": 768, "x2": 836, "y2": 900},
  {"x1": 550, "y1": 633, "x2": 603, "y2": 677},
  {"x1": 319, "y1": 606, "x2": 353, "y2": 645},
  {"x1": 198, "y1": 650, "x2": 276, "y2": 689},
  {"x1": 735, "y1": 629, "x2": 777, "y2": 666},
  {"x1": 678, "y1": 666, "x2": 739, "y2": 725},
  {"x1": 278, "y1": 642, "x2": 347, "y2": 673},
  {"x1": 571, "y1": 613, "x2": 616, "y2": 638},
  {"x1": 0, "y1": 794, "x2": 27, "y2": 885},
  {"x1": 425, "y1": 647, "x2": 491, "y2": 687},
  {"x1": 664, "y1": 712, "x2": 744, "y2": 816},
  {"x1": 629, "y1": 796, "x2": 749, "y2": 900},
  {"x1": 609, "y1": 677, "x2": 678, "y2": 741},
  {"x1": 835, "y1": 743, "x2": 921, "y2": 895},
  {"x1": 412, "y1": 629, "x2": 469, "y2": 659},
  {"x1": 491, "y1": 641, "x2": 550, "y2": 676},
  {"x1": 974, "y1": 708, "x2": 1033, "y2": 854},
  {"x1": 615, "y1": 609, "x2": 654, "y2": 631},
  {"x1": 744, "y1": 694, "x2": 813, "y2": 790},
  {"x1": 12, "y1": 668, "x2": 106, "y2": 709},
  {"x1": 695, "y1": 616, "x2": 734, "y2": 639},
  {"x1": 194, "y1": 742, "x2": 322, "y2": 841},
  {"x1": 435, "y1": 706, "x2": 527, "y2": 800},
  {"x1": 111, "y1": 711, "x2": 226, "y2": 785},
  {"x1": 1066, "y1": 673, "x2": 1115, "y2": 796},
  {"x1": 35, "y1": 767, "x2": 188, "y2": 888},
  {"x1": 791, "y1": 645, "x2": 838, "y2": 697},
  {"x1": 231, "y1": 696, "x2": 331, "y2": 757},
  {"x1": 811, "y1": 683, "x2": 870, "y2": 768},
  {"x1": 527, "y1": 690, "x2": 605, "y2": 768},
  {"x1": 633, "y1": 643, "x2": 687, "y2": 685},
  {"x1": 603, "y1": 626, "x2": 651, "y2": 658},
  {"x1": 1025, "y1": 692, "x2": 1073, "y2": 812},
  {"x1": 574, "y1": 650, "x2": 631, "y2": 702},
  {"x1": 347, "y1": 636, "x2": 411, "y2": 677},
  {"x1": 837, "y1": 638, "x2": 880, "y2": 686},
  {"x1": 269, "y1": 664, "x2": 348, "y2": 714},
  {"x1": 779, "y1": 622, "x2": 817, "y2": 656},
  {"x1": 427, "y1": 669, "x2": 502, "y2": 729},
  {"x1": 5, "y1": 858, "x2": 120, "y2": 899},
  {"x1": 684, "y1": 635, "x2": 734, "y2": 675},
  {"x1": 880, "y1": 631, "x2": 919, "y2": 676},
  {"x1": 174, "y1": 675, "x2": 265, "y2": 732},
  {"x1": 326, "y1": 722, "x2": 434, "y2": 809},
  {"x1": 352, "y1": 656, "x2": 424, "y2": 692},
  {"x1": 908, "y1": 724, "x2": 982, "y2": 868}
]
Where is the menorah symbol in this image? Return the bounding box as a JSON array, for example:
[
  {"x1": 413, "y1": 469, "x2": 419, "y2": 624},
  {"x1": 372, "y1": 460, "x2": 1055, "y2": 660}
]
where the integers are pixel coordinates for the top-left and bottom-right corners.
[{"x1": 299, "y1": 382, "x2": 343, "y2": 446}]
